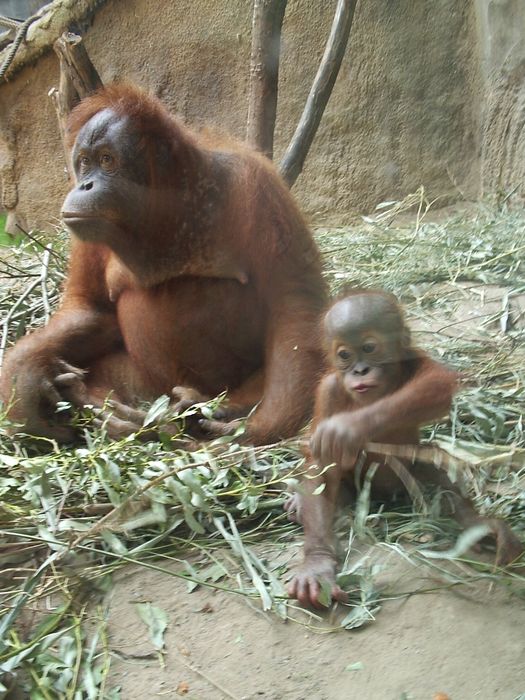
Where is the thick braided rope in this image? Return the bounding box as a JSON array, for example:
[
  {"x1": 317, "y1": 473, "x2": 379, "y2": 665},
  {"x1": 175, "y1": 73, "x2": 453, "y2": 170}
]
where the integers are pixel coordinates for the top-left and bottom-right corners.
[{"x1": 0, "y1": 14, "x2": 38, "y2": 81}]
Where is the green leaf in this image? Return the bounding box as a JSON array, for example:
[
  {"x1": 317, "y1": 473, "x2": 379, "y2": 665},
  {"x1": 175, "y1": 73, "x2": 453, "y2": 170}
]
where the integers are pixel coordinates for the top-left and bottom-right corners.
[
  {"x1": 421, "y1": 523, "x2": 493, "y2": 560},
  {"x1": 101, "y1": 530, "x2": 128, "y2": 555},
  {"x1": 0, "y1": 454, "x2": 19, "y2": 467},
  {"x1": 340, "y1": 604, "x2": 379, "y2": 630},
  {"x1": 135, "y1": 602, "x2": 168, "y2": 651},
  {"x1": 317, "y1": 579, "x2": 332, "y2": 608},
  {"x1": 0, "y1": 476, "x2": 18, "y2": 495},
  {"x1": 143, "y1": 394, "x2": 171, "y2": 426},
  {"x1": 336, "y1": 571, "x2": 362, "y2": 590},
  {"x1": 183, "y1": 560, "x2": 201, "y2": 592},
  {"x1": 204, "y1": 562, "x2": 228, "y2": 582},
  {"x1": 354, "y1": 462, "x2": 378, "y2": 536},
  {"x1": 346, "y1": 662, "x2": 364, "y2": 671},
  {"x1": 118, "y1": 501, "x2": 167, "y2": 532},
  {"x1": 213, "y1": 515, "x2": 273, "y2": 610}
]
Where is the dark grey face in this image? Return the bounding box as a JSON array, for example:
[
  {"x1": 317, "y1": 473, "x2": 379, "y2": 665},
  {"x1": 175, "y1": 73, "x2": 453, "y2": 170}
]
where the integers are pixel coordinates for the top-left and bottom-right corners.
[
  {"x1": 61, "y1": 108, "x2": 149, "y2": 244},
  {"x1": 324, "y1": 294, "x2": 406, "y2": 403}
]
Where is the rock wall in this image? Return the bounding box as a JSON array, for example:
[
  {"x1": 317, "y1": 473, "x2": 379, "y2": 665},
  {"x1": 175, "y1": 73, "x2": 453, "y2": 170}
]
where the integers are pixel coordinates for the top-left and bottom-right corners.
[
  {"x1": 0, "y1": 0, "x2": 520, "y2": 231},
  {"x1": 476, "y1": 0, "x2": 525, "y2": 201}
]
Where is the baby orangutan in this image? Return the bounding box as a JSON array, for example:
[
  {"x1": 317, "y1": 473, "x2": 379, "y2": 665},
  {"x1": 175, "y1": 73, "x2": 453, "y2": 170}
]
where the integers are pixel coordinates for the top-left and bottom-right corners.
[{"x1": 287, "y1": 290, "x2": 523, "y2": 608}]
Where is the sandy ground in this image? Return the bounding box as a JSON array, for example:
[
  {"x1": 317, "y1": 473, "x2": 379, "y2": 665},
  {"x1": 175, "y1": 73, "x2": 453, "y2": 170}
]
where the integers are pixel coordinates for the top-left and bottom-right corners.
[
  {"x1": 104, "y1": 542, "x2": 525, "y2": 700},
  {"x1": 101, "y1": 275, "x2": 525, "y2": 700},
  {"x1": 2, "y1": 214, "x2": 524, "y2": 699}
]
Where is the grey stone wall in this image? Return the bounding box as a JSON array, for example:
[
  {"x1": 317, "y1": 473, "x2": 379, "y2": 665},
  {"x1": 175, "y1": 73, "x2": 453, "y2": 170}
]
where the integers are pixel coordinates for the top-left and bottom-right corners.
[
  {"x1": 0, "y1": 0, "x2": 523, "y2": 232},
  {"x1": 476, "y1": 0, "x2": 525, "y2": 201}
]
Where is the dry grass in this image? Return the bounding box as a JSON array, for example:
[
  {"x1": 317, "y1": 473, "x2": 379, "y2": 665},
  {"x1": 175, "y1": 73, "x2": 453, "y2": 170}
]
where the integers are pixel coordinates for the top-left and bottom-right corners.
[{"x1": 0, "y1": 192, "x2": 523, "y2": 696}]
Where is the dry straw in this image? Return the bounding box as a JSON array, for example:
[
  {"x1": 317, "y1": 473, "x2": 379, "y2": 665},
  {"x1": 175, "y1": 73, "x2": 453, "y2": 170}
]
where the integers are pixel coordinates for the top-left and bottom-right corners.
[{"x1": 0, "y1": 192, "x2": 523, "y2": 695}]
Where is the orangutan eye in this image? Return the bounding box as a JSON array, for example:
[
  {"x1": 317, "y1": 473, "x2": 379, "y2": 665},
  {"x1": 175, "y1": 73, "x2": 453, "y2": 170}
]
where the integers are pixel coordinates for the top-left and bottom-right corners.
[
  {"x1": 78, "y1": 155, "x2": 90, "y2": 170},
  {"x1": 337, "y1": 347, "x2": 352, "y2": 361},
  {"x1": 100, "y1": 153, "x2": 114, "y2": 168},
  {"x1": 362, "y1": 340, "x2": 377, "y2": 354}
]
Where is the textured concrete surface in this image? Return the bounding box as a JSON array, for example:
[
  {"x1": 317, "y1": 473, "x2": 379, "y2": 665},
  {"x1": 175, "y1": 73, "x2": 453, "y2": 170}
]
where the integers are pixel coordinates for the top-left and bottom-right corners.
[
  {"x1": 0, "y1": 0, "x2": 523, "y2": 231},
  {"x1": 477, "y1": 0, "x2": 525, "y2": 201}
]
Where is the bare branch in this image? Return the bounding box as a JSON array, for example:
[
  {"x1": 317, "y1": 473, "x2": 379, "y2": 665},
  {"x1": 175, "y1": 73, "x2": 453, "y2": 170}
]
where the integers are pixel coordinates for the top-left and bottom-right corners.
[
  {"x1": 53, "y1": 31, "x2": 103, "y2": 100},
  {"x1": 280, "y1": 0, "x2": 358, "y2": 187},
  {"x1": 50, "y1": 32, "x2": 103, "y2": 177},
  {"x1": 246, "y1": 0, "x2": 288, "y2": 159}
]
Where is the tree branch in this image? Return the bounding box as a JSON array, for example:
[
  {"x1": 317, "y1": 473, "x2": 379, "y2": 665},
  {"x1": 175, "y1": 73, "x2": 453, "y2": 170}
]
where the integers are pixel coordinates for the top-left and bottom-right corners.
[
  {"x1": 49, "y1": 32, "x2": 103, "y2": 178},
  {"x1": 279, "y1": 0, "x2": 358, "y2": 187},
  {"x1": 246, "y1": 0, "x2": 288, "y2": 159}
]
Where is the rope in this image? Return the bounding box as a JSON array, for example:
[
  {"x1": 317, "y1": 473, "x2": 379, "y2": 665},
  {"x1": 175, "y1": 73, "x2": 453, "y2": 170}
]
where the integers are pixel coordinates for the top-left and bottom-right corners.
[{"x1": 0, "y1": 13, "x2": 39, "y2": 81}]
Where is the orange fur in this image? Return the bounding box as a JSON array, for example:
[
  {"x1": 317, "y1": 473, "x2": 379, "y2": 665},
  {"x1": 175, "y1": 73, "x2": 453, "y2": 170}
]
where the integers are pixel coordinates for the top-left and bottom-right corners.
[{"x1": 1, "y1": 84, "x2": 326, "y2": 444}]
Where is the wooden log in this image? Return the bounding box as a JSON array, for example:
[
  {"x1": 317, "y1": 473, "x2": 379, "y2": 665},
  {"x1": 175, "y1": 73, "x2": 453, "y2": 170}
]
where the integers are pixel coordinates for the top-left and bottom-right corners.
[
  {"x1": 53, "y1": 31, "x2": 102, "y2": 101},
  {"x1": 246, "y1": 0, "x2": 287, "y2": 159},
  {"x1": 49, "y1": 32, "x2": 102, "y2": 177}
]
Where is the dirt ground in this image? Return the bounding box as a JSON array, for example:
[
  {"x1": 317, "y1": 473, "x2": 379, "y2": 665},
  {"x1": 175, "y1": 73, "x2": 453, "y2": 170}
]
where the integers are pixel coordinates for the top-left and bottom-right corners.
[
  {"x1": 2, "y1": 211, "x2": 524, "y2": 699},
  {"x1": 101, "y1": 269, "x2": 525, "y2": 700},
  {"x1": 105, "y1": 540, "x2": 525, "y2": 700}
]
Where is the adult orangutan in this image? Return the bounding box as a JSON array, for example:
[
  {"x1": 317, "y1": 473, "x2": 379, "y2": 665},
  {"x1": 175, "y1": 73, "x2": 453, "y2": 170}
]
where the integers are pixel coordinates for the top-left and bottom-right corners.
[
  {"x1": 0, "y1": 84, "x2": 327, "y2": 445},
  {"x1": 287, "y1": 290, "x2": 523, "y2": 607}
]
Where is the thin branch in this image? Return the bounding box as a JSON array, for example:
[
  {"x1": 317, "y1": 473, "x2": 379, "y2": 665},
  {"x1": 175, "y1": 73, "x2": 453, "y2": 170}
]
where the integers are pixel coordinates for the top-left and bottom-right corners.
[
  {"x1": 0, "y1": 277, "x2": 40, "y2": 366},
  {"x1": 15, "y1": 224, "x2": 66, "y2": 263},
  {"x1": 280, "y1": 0, "x2": 358, "y2": 187},
  {"x1": 40, "y1": 247, "x2": 52, "y2": 323}
]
